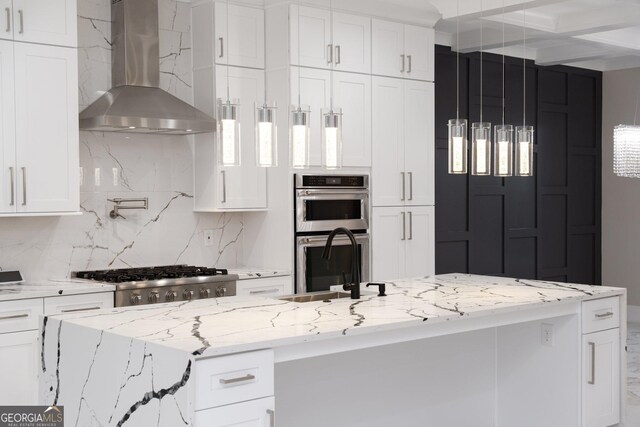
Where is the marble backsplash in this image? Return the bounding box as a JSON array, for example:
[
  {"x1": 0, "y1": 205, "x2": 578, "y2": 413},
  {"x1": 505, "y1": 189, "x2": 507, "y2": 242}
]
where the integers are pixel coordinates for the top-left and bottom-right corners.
[{"x1": 0, "y1": 0, "x2": 244, "y2": 281}]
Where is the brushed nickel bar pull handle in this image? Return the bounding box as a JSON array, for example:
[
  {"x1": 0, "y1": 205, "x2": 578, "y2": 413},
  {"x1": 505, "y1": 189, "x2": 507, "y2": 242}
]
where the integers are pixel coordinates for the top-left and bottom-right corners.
[
  {"x1": 335, "y1": 45, "x2": 341, "y2": 65},
  {"x1": 591, "y1": 342, "x2": 596, "y2": 384},
  {"x1": 595, "y1": 312, "x2": 614, "y2": 319},
  {"x1": 400, "y1": 54, "x2": 405, "y2": 72},
  {"x1": 267, "y1": 409, "x2": 275, "y2": 427},
  {"x1": 219, "y1": 374, "x2": 255, "y2": 385},
  {"x1": 408, "y1": 211, "x2": 413, "y2": 240},
  {"x1": 408, "y1": 172, "x2": 413, "y2": 201},
  {"x1": 9, "y1": 166, "x2": 14, "y2": 206},
  {"x1": 4, "y1": 7, "x2": 9, "y2": 33},
  {"x1": 327, "y1": 44, "x2": 333, "y2": 64},
  {"x1": 61, "y1": 306, "x2": 101, "y2": 313},
  {"x1": 218, "y1": 37, "x2": 224, "y2": 58},
  {"x1": 21, "y1": 167, "x2": 26, "y2": 206},
  {"x1": 407, "y1": 55, "x2": 412, "y2": 73},
  {"x1": 400, "y1": 172, "x2": 405, "y2": 201},
  {"x1": 0, "y1": 313, "x2": 28, "y2": 321},
  {"x1": 221, "y1": 170, "x2": 226, "y2": 203},
  {"x1": 249, "y1": 288, "x2": 280, "y2": 295},
  {"x1": 17, "y1": 9, "x2": 22, "y2": 34},
  {"x1": 401, "y1": 212, "x2": 406, "y2": 240}
]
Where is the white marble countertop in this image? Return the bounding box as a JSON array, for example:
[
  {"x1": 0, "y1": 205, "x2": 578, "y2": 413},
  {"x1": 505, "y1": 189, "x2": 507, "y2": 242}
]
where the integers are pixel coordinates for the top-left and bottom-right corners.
[
  {"x1": 48, "y1": 274, "x2": 625, "y2": 358},
  {"x1": 0, "y1": 279, "x2": 115, "y2": 302},
  {"x1": 229, "y1": 267, "x2": 291, "y2": 280}
]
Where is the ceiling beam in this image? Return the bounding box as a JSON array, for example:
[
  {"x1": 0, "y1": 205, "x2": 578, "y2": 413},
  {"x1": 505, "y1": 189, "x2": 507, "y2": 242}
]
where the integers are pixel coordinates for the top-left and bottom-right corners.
[
  {"x1": 432, "y1": 0, "x2": 566, "y2": 20},
  {"x1": 554, "y1": 3, "x2": 640, "y2": 36},
  {"x1": 535, "y1": 42, "x2": 625, "y2": 66}
]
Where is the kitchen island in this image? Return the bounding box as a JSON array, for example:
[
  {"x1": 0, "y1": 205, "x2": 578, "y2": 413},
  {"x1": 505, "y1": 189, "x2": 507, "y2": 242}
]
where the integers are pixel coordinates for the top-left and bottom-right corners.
[{"x1": 39, "y1": 274, "x2": 627, "y2": 426}]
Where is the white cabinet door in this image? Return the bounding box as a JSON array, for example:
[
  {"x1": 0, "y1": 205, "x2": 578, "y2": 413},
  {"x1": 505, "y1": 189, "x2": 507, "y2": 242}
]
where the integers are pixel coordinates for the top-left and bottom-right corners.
[
  {"x1": 332, "y1": 12, "x2": 371, "y2": 74},
  {"x1": 405, "y1": 206, "x2": 435, "y2": 278},
  {"x1": 0, "y1": 40, "x2": 14, "y2": 213},
  {"x1": 195, "y1": 397, "x2": 275, "y2": 427},
  {"x1": 372, "y1": 76, "x2": 404, "y2": 207},
  {"x1": 14, "y1": 43, "x2": 79, "y2": 213},
  {"x1": 290, "y1": 67, "x2": 330, "y2": 167},
  {"x1": 372, "y1": 19, "x2": 404, "y2": 78},
  {"x1": 237, "y1": 276, "x2": 293, "y2": 298},
  {"x1": 333, "y1": 71, "x2": 371, "y2": 167},
  {"x1": 404, "y1": 25, "x2": 434, "y2": 82},
  {"x1": 290, "y1": 5, "x2": 331, "y2": 70},
  {"x1": 0, "y1": 0, "x2": 12, "y2": 41},
  {"x1": 372, "y1": 207, "x2": 406, "y2": 281},
  {"x1": 0, "y1": 330, "x2": 38, "y2": 405},
  {"x1": 215, "y1": 66, "x2": 267, "y2": 210},
  {"x1": 404, "y1": 80, "x2": 434, "y2": 206},
  {"x1": 215, "y1": 3, "x2": 264, "y2": 69},
  {"x1": 12, "y1": 0, "x2": 76, "y2": 47},
  {"x1": 583, "y1": 329, "x2": 620, "y2": 427}
]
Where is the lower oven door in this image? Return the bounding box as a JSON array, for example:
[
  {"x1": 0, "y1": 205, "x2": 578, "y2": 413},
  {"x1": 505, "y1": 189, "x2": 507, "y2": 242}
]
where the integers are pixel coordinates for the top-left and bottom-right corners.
[{"x1": 296, "y1": 234, "x2": 370, "y2": 293}]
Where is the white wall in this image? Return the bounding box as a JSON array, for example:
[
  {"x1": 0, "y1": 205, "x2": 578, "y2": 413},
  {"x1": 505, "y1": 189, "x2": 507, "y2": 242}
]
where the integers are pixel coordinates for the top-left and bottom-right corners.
[
  {"x1": 602, "y1": 67, "x2": 640, "y2": 306},
  {"x1": 0, "y1": 0, "x2": 244, "y2": 280}
]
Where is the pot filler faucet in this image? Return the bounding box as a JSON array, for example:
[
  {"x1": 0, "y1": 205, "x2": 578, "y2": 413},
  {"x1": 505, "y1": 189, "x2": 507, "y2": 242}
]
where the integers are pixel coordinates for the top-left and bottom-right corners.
[{"x1": 322, "y1": 227, "x2": 361, "y2": 299}]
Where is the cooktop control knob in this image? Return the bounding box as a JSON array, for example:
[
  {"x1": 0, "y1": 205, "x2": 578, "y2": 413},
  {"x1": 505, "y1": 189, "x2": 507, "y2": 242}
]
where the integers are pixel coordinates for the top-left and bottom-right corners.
[
  {"x1": 165, "y1": 290, "x2": 177, "y2": 302},
  {"x1": 183, "y1": 289, "x2": 194, "y2": 300},
  {"x1": 215, "y1": 286, "x2": 227, "y2": 297},
  {"x1": 148, "y1": 291, "x2": 159, "y2": 304},
  {"x1": 200, "y1": 288, "x2": 211, "y2": 298},
  {"x1": 130, "y1": 294, "x2": 142, "y2": 305}
]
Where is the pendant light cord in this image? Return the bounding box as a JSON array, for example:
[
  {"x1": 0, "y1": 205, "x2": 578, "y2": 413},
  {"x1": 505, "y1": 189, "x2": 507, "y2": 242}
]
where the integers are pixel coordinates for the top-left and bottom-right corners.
[
  {"x1": 329, "y1": 0, "x2": 334, "y2": 111},
  {"x1": 480, "y1": 0, "x2": 483, "y2": 123},
  {"x1": 263, "y1": 0, "x2": 268, "y2": 104},
  {"x1": 226, "y1": 0, "x2": 230, "y2": 101},
  {"x1": 456, "y1": 0, "x2": 460, "y2": 120},
  {"x1": 523, "y1": 7, "x2": 526, "y2": 126},
  {"x1": 297, "y1": 0, "x2": 301, "y2": 108},
  {"x1": 501, "y1": 0, "x2": 505, "y2": 126}
]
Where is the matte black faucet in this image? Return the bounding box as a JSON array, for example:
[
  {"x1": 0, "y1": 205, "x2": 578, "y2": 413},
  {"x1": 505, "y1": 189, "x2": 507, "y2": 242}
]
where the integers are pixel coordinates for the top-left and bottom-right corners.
[{"x1": 322, "y1": 227, "x2": 361, "y2": 299}]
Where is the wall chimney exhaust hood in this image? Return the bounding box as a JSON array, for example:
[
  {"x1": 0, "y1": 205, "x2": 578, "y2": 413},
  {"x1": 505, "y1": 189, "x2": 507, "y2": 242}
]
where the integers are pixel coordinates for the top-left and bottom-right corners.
[{"x1": 79, "y1": 0, "x2": 215, "y2": 135}]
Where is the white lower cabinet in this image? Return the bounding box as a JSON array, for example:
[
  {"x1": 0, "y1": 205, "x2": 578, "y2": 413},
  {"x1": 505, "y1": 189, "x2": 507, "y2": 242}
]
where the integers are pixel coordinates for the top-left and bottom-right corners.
[
  {"x1": 195, "y1": 396, "x2": 275, "y2": 427},
  {"x1": 0, "y1": 329, "x2": 38, "y2": 405},
  {"x1": 237, "y1": 276, "x2": 292, "y2": 298},
  {"x1": 372, "y1": 206, "x2": 434, "y2": 281},
  {"x1": 582, "y1": 328, "x2": 620, "y2": 427}
]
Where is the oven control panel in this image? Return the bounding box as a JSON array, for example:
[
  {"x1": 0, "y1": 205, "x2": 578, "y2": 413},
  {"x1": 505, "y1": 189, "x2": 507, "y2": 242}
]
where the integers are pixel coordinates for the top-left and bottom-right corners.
[{"x1": 299, "y1": 175, "x2": 368, "y2": 188}]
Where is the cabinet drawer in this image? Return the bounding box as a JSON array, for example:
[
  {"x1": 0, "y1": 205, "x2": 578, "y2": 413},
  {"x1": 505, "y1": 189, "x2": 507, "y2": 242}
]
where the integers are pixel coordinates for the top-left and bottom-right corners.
[
  {"x1": 44, "y1": 292, "x2": 113, "y2": 315},
  {"x1": 195, "y1": 396, "x2": 275, "y2": 426},
  {"x1": 195, "y1": 349, "x2": 274, "y2": 411},
  {"x1": 237, "y1": 277, "x2": 291, "y2": 298},
  {"x1": 582, "y1": 297, "x2": 620, "y2": 334},
  {"x1": 0, "y1": 298, "x2": 43, "y2": 334}
]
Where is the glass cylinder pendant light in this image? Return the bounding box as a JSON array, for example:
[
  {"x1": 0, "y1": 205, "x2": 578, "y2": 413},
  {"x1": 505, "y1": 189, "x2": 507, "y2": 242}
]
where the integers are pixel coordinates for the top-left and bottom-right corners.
[
  {"x1": 217, "y1": 0, "x2": 240, "y2": 167},
  {"x1": 515, "y1": 126, "x2": 534, "y2": 176},
  {"x1": 471, "y1": 0, "x2": 491, "y2": 176},
  {"x1": 217, "y1": 99, "x2": 241, "y2": 166},
  {"x1": 494, "y1": 124, "x2": 513, "y2": 176},
  {"x1": 447, "y1": 0, "x2": 468, "y2": 174},
  {"x1": 255, "y1": 102, "x2": 277, "y2": 167},
  {"x1": 290, "y1": 105, "x2": 311, "y2": 168},
  {"x1": 322, "y1": 108, "x2": 343, "y2": 169}
]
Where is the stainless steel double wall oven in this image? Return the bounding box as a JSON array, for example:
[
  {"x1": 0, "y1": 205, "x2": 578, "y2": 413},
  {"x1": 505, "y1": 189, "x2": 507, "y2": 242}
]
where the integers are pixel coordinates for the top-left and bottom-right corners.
[{"x1": 294, "y1": 174, "x2": 370, "y2": 293}]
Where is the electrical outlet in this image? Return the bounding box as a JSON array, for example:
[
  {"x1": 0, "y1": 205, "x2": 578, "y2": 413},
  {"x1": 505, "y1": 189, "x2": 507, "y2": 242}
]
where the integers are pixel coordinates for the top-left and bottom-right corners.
[
  {"x1": 203, "y1": 230, "x2": 214, "y2": 247},
  {"x1": 541, "y1": 323, "x2": 553, "y2": 347}
]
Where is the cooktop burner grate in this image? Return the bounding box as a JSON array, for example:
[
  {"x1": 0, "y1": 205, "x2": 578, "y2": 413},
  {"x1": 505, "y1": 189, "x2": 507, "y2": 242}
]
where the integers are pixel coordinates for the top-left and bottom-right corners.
[{"x1": 75, "y1": 265, "x2": 229, "y2": 283}]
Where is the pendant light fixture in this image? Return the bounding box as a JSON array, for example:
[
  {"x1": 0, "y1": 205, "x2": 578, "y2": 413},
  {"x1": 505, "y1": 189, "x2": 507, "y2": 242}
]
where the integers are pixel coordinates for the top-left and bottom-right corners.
[
  {"x1": 471, "y1": 0, "x2": 491, "y2": 176},
  {"x1": 217, "y1": 0, "x2": 241, "y2": 167},
  {"x1": 613, "y1": 72, "x2": 640, "y2": 177},
  {"x1": 448, "y1": 0, "x2": 468, "y2": 174},
  {"x1": 494, "y1": 0, "x2": 513, "y2": 177},
  {"x1": 255, "y1": 11, "x2": 277, "y2": 167},
  {"x1": 322, "y1": 0, "x2": 343, "y2": 170},
  {"x1": 515, "y1": 6, "x2": 534, "y2": 176},
  {"x1": 290, "y1": 0, "x2": 311, "y2": 169}
]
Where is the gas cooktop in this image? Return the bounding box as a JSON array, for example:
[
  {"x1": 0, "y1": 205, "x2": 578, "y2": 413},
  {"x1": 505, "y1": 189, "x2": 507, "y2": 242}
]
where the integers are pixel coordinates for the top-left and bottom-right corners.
[{"x1": 74, "y1": 265, "x2": 229, "y2": 283}]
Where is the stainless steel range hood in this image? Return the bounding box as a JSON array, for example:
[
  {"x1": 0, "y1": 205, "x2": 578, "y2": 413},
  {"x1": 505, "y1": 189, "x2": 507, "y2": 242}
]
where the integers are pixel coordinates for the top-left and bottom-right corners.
[{"x1": 79, "y1": 0, "x2": 215, "y2": 135}]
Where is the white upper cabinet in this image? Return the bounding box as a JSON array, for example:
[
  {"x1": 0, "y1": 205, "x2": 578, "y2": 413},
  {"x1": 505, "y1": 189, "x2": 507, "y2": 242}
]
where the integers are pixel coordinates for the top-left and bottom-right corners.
[
  {"x1": 0, "y1": 0, "x2": 11, "y2": 41},
  {"x1": 372, "y1": 19, "x2": 434, "y2": 82},
  {"x1": 331, "y1": 12, "x2": 371, "y2": 74},
  {"x1": 372, "y1": 77, "x2": 434, "y2": 207},
  {"x1": 0, "y1": 40, "x2": 14, "y2": 213},
  {"x1": 291, "y1": 67, "x2": 371, "y2": 168},
  {"x1": 9, "y1": 0, "x2": 77, "y2": 47},
  {"x1": 290, "y1": 5, "x2": 331, "y2": 70},
  {"x1": 214, "y1": 2, "x2": 264, "y2": 69},
  {"x1": 13, "y1": 42, "x2": 79, "y2": 213},
  {"x1": 290, "y1": 6, "x2": 371, "y2": 74}
]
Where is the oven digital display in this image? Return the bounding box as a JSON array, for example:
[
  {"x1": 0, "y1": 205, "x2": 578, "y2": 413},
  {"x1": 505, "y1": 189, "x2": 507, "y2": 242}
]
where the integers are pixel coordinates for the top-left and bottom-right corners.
[
  {"x1": 326, "y1": 177, "x2": 341, "y2": 185},
  {"x1": 302, "y1": 175, "x2": 365, "y2": 187}
]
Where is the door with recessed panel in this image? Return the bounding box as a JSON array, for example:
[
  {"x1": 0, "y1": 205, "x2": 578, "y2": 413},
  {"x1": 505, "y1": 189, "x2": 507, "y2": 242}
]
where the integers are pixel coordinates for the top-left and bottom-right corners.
[{"x1": 0, "y1": 40, "x2": 14, "y2": 213}]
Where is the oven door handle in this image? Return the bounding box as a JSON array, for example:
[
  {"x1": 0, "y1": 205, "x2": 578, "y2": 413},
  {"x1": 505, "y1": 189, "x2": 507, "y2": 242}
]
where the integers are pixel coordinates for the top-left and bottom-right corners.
[
  {"x1": 297, "y1": 189, "x2": 369, "y2": 197},
  {"x1": 299, "y1": 235, "x2": 369, "y2": 245}
]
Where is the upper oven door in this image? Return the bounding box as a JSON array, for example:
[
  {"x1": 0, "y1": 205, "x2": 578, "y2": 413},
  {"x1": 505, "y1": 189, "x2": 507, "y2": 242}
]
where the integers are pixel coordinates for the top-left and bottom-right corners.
[{"x1": 295, "y1": 189, "x2": 369, "y2": 233}]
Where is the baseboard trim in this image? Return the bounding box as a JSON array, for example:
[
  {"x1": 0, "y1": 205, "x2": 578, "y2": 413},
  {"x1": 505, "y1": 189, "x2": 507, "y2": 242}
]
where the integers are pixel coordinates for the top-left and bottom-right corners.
[{"x1": 628, "y1": 305, "x2": 640, "y2": 323}]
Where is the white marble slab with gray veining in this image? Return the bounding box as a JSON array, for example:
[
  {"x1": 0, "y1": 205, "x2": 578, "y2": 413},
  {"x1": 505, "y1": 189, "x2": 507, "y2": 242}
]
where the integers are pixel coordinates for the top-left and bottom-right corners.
[{"x1": 0, "y1": 279, "x2": 114, "y2": 302}]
